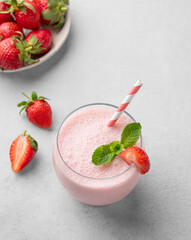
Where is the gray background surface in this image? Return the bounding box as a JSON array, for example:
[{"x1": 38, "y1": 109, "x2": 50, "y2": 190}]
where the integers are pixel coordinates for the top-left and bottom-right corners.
[{"x1": 0, "y1": 0, "x2": 191, "y2": 239}]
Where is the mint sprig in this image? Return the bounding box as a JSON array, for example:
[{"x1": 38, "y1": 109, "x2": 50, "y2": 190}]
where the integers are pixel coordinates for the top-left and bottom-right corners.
[
  {"x1": 110, "y1": 141, "x2": 124, "y2": 155},
  {"x1": 92, "y1": 122, "x2": 141, "y2": 165},
  {"x1": 121, "y1": 122, "x2": 141, "y2": 148},
  {"x1": 92, "y1": 144, "x2": 116, "y2": 165}
]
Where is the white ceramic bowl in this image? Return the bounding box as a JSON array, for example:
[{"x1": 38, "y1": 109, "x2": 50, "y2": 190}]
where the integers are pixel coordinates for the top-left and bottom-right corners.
[{"x1": 1, "y1": 9, "x2": 71, "y2": 73}]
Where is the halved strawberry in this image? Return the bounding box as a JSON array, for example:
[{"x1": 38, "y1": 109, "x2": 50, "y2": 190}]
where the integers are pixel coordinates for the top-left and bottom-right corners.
[
  {"x1": 119, "y1": 147, "x2": 150, "y2": 174},
  {"x1": 10, "y1": 131, "x2": 38, "y2": 172}
]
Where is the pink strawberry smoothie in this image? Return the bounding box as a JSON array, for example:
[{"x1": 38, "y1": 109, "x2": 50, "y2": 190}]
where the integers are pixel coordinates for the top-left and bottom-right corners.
[{"x1": 53, "y1": 104, "x2": 142, "y2": 206}]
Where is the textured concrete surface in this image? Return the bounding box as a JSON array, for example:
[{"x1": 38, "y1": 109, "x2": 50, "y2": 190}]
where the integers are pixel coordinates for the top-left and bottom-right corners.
[{"x1": 0, "y1": 0, "x2": 191, "y2": 239}]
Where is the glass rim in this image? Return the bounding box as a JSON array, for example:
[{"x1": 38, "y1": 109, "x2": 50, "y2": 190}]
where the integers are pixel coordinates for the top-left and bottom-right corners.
[{"x1": 56, "y1": 103, "x2": 143, "y2": 180}]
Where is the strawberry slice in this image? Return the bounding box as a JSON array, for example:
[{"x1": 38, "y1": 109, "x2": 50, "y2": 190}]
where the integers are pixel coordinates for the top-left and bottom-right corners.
[
  {"x1": 10, "y1": 131, "x2": 38, "y2": 172},
  {"x1": 119, "y1": 147, "x2": 150, "y2": 174}
]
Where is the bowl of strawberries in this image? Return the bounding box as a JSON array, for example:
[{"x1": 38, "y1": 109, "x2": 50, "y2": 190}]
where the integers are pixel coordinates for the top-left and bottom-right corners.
[{"x1": 0, "y1": 0, "x2": 71, "y2": 72}]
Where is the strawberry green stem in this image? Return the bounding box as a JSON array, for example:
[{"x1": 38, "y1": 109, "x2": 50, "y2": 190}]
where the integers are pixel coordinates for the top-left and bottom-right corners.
[
  {"x1": 23, "y1": 130, "x2": 27, "y2": 135},
  {"x1": 11, "y1": 0, "x2": 17, "y2": 8},
  {"x1": 60, "y1": 7, "x2": 67, "y2": 11},
  {"x1": 22, "y1": 92, "x2": 33, "y2": 102},
  {"x1": 25, "y1": 46, "x2": 33, "y2": 52}
]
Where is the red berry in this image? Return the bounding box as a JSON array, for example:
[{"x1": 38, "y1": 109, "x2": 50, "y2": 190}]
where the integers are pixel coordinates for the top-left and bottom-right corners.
[
  {"x1": 10, "y1": 131, "x2": 38, "y2": 172},
  {"x1": 37, "y1": 0, "x2": 68, "y2": 28},
  {"x1": 18, "y1": 91, "x2": 52, "y2": 129},
  {"x1": 0, "y1": 33, "x2": 44, "y2": 70},
  {"x1": 0, "y1": 2, "x2": 13, "y2": 24},
  {"x1": 0, "y1": 22, "x2": 23, "y2": 41},
  {"x1": 25, "y1": 29, "x2": 52, "y2": 54},
  {"x1": 27, "y1": 100, "x2": 52, "y2": 128},
  {"x1": 36, "y1": 0, "x2": 50, "y2": 25},
  {"x1": 0, "y1": 38, "x2": 24, "y2": 70},
  {"x1": 119, "y1": 147, "x2": 150, "y2": 174},
  {"x1": 15, "y1": 0, "x2": 41, "y2": 30}
]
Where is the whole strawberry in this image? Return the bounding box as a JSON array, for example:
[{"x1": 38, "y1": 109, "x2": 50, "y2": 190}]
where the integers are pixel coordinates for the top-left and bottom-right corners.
[
  {"x1": 18, "y1": 91, "x2": 52, "y2": 129},
  {"x1": 15, "y1": 0, "x2": 41, "y2": 29},
  {"x1": 25, "y1": 29, "x2": 52, "y2": 54},
  {"x1": 0, "y1": 22, "x2": 23, "y2": 41},
  {"x1": 0, "y1": 34, "x2": 37, "y2": 70},
  {"x1": 0, "y1": 0, "x2": 41, "y2": 30},
  {"x1": 10, "y1": 131, "x2": 38, "y2": 172},
  {"x1": 37, "y1": 0, "x2": 69, "y2": 28},
  {"x1": 34, "y1": 0, "x2": 49, "y2": 25},
  {"x1": 0, "y1": 37, "x2": 24, "y2": 69},
  {"x1": 0, "y1": 2, "x2": 13, "y2": 24}
]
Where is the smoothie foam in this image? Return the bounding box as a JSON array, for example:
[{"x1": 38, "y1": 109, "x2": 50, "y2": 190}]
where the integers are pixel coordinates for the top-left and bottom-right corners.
[{"x1": 58, "y1": 107, "x2": 140, "y2": 178}]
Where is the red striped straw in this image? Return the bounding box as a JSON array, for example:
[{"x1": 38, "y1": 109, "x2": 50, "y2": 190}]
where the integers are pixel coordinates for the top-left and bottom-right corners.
[{"x1": 107, "y1": 80, "x2": 143, "y2": 127}]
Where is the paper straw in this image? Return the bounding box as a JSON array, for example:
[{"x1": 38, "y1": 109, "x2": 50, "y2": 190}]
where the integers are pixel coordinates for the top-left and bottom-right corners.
[{"x1": 107, "y1": 80, "x2": 143, "y2": 127}]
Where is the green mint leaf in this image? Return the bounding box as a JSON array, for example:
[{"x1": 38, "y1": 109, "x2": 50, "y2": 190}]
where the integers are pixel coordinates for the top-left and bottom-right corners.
[
  {"x1": 121, "y1": 122, "x2": 142, "y2": 149},
  {"x1": 109, "y1": 141, "x2": 123, "y2": 155},
  {"x1": 92, "y1": 122, "x2": 142, "y2": 166},
  {"x1": 92, "y1": 144, "x2": 116, "y2": 165}
]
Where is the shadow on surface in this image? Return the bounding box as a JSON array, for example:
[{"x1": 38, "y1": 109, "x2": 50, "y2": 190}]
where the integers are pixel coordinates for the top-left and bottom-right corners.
[
  {"x1": 75, "y1": 187, "x2": 156, "y2": 239},
  {"x1": 17, "y1": 154, "x2": 39, "y2": 176},
  {"x1": 99, "y1": 190, "x2": 149, "y2": 227}
]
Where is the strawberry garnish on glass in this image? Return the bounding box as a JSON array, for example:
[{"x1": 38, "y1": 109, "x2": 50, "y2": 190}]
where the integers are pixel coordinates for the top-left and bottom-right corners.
[
  {"x1": 18, "y1": 91, "x2": 52, "y2": 129},
  {"x1": 92, "y1": 122, "x2": 150, "y2": 175},
  {"x1": 119, "y1": 147, "x2": 150, "y2": 175},
  {"x1": 10, "y1": 131, "x2": 38, "y2": 172}
]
